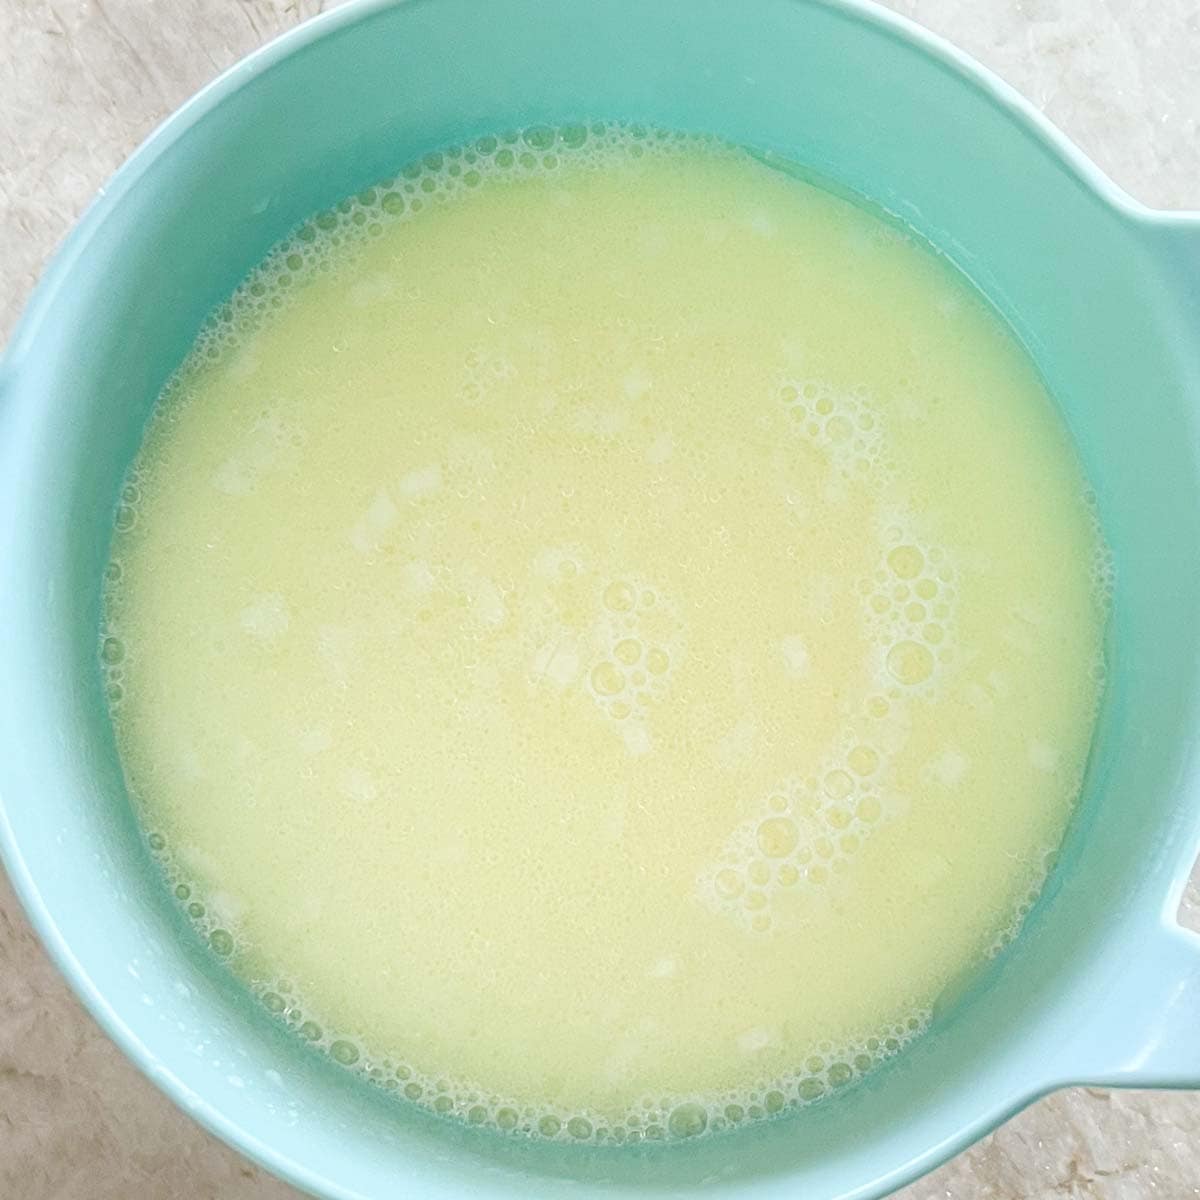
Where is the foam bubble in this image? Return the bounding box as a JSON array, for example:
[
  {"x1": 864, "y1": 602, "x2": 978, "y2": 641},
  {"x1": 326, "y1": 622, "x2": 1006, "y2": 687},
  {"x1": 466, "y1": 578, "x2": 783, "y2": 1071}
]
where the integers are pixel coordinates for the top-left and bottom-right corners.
[
  {"x1": 614, "y1": 638, "x2": 642, "y2": 666},
  {"x1": 886, "y1": 640, "x2": 934, "y2": 686},
  {"x1": 603, "y1": 580, "x2": 637, "y2": 612},
  {"x1": 887, "y1": 545, "x2": 924, "y2": 580},
  {"x1": 645, "y1": 647, "x2": 670, "y2": 675},
  {"x1": 700, "y1": 738, "x2": 898, "y2": 934},
  {"x1": 778, "y1": 378, "x2": 886, "y2": 478},
  {"x1": 757, "y1": 816, "x2": 799, "y2": 858},
  {"x1": 590, "y1": 661, "x2": 624, "y2": 697}
]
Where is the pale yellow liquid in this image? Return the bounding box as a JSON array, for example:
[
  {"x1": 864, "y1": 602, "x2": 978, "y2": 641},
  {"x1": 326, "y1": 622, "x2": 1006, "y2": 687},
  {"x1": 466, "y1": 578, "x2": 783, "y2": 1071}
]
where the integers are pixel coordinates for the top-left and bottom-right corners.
[{"x1": 104, "y1": 126, "x2": 1108, "y2": 1143}]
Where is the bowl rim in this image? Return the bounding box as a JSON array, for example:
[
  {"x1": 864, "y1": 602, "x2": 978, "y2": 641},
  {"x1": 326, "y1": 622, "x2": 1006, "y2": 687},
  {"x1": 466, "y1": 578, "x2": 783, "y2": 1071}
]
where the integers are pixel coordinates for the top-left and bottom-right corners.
[
  {"x1": 1, "y1": 0, "x2": 1179, "y2": 383},
  {"x1": 0, "y1": 2, "x2": 1193, "y2": 1199}
]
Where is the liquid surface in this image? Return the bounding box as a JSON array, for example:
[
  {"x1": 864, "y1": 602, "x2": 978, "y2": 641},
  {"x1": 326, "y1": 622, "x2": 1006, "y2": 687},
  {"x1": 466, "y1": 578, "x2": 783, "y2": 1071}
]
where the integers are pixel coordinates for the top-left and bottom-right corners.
[{"x1": 104, "y1": 126, "x2": 1108, "y2": 1143}]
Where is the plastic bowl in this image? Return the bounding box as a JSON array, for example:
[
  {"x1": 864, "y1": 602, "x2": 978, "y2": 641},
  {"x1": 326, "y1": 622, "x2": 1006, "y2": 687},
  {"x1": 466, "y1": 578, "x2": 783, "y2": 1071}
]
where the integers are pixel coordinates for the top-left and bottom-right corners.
[{"x1": 2, "y1": 2, "x2": 1199, "y2": 1197}]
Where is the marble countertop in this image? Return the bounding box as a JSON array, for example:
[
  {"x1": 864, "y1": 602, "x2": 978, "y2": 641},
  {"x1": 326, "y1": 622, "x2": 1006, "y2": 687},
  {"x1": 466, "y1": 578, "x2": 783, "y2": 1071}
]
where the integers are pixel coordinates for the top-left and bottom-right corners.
[{"x1": 2, "y1": 2, "x2": 1199, "y2": 1196}]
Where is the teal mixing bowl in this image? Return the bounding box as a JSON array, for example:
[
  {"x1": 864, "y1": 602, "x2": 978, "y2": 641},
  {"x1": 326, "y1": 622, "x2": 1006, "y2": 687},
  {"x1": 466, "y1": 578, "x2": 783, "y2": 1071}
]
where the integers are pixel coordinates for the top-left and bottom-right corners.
[{"x1": 2, "y1": 1, "x2": 1199, "y2": 1196}]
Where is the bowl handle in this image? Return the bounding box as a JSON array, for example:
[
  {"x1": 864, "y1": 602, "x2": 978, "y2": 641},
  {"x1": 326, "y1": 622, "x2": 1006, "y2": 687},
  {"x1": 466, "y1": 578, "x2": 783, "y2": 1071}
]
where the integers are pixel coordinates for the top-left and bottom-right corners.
[
  {"x1": 1147, "y1": 210, "x2": 1200, "y2": 311},
  {"x1": 0, "y1": 357, "x2": 13, "y2": 426},
  {"x1": 1070, "y1": 919, "x2": 1200, "y2": 1089}
]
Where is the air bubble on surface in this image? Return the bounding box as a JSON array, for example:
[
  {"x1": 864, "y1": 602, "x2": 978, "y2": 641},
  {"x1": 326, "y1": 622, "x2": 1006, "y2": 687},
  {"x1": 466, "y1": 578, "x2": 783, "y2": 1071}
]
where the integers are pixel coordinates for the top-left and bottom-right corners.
[{"x1": 777, "y1": 378, "x2": 885, "y2": 478}]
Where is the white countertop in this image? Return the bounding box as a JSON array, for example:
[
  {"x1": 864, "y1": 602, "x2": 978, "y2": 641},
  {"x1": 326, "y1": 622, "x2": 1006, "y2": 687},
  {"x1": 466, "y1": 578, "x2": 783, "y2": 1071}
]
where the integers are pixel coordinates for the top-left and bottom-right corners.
[{"x1": 2, "y1": 2, "x2": 1199, "y2": 1196}]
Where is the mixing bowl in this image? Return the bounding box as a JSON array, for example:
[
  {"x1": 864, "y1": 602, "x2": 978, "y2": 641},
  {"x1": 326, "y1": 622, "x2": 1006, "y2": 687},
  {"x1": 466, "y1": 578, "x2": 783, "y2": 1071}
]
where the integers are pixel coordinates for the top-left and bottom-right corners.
[{"x1": 2, "y1": 1, "x2": 1199, "y2": 1196}]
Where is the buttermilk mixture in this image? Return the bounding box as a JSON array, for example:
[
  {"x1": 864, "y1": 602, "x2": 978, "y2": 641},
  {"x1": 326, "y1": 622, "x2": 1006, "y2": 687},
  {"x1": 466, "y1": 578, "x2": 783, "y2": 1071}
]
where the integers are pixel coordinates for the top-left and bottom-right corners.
[{"x1": 102, "y1": 124, "x2": 1109, "y2": 1144}]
